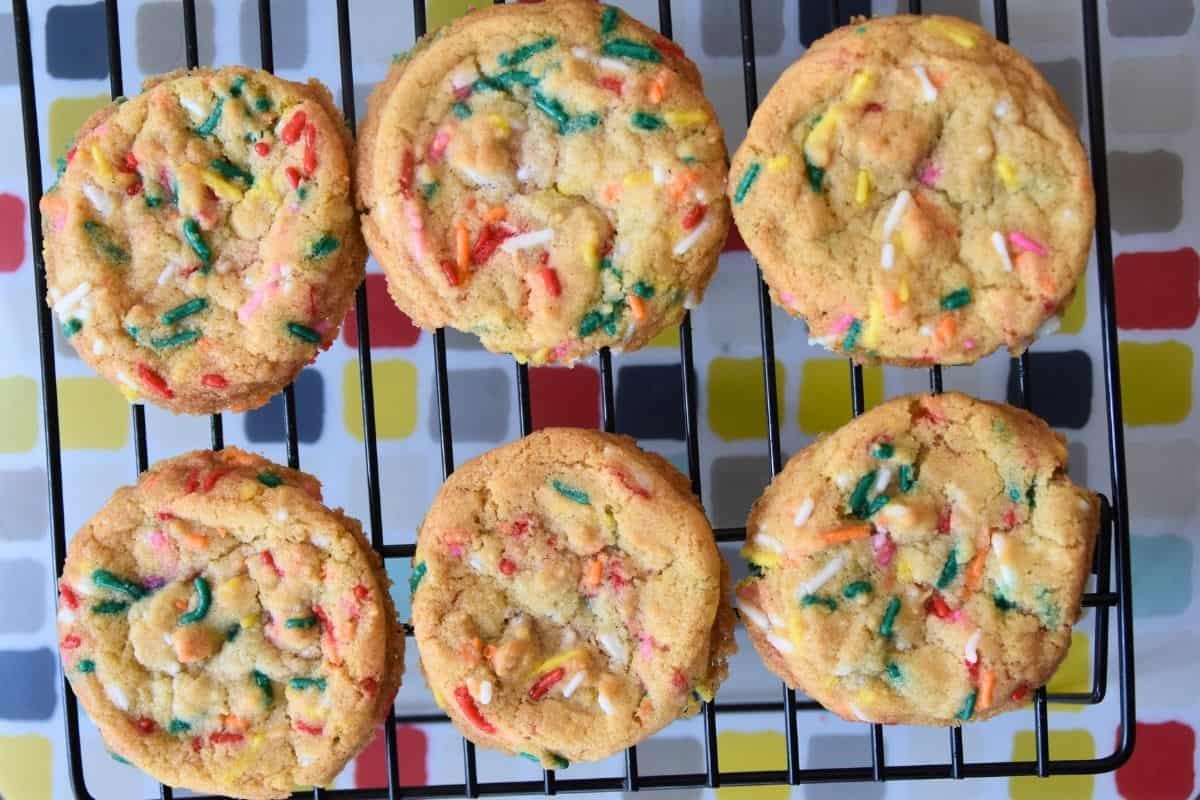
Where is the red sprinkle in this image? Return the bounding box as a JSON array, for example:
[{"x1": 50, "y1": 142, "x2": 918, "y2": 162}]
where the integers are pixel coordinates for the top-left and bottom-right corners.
[
  {"x1": 285, "y1": 166, "x2": 301, "y2": 189},
  {"x1": 656, "y1": 36, "x2": 685, "y2": 61},
  {"x1": 454, "y1": 685, "x2": 497, "y2": 734},
  {"x1": 201, "y1": 468, "x2": 231, "y2": 493},
  {"x1": 280, "y1": 110, "x2": 307, "y2": 145},
  {"x1": 254, "y1": 141, "x2": 271, "y2": 157},
  {"x1": 184, "y1": 468, "x2": 201, "y2": 494},
  {"x1": 136, "y1": 363, "x2": 174, "y2": 400},
  {"x1": 864, "y1": 102, "x2": 884, "y2": 113},
  {"x1": 302, "y1": 124, "x2": 317, "y2": 176},
  {"x1": 156, "y1": 511, "x2": 176, "y2": 522},
  {"x1": 1011, "y1": 684, "x2": 1030, "y2": 702},
  {"x1": 136, "y1": 717, "x2": 157, "y2": 734},
  {"x1": 66, "y1": 147, "x2": 76, "y2": 163},
  {"x1": 126, "y1": 181, "x2": 142, "y2": 197},
  {"x1": 598, "y1": 76, "x2": 624, "y2": 96},
  {"x1": 965, "y1": 658, "x2": 981, "y2": 681},
  {"x1": 209, "y1": 731, "x2": 244, "y2": 745},
  {"x1": 201, "y1": 373, "x2": 228, "y2": 389},
  {"x1": 360, "y1": 677, "x2": 379, "y2": 697},
  {"x1": 353, "y1": 584, "x2": 370, "y2": 602},
  {"x1": 672, "y1": 669, "x2": 689, "y2": 691},
  {"x1": 528, "y1": 667, "x2": 565, "y2": 700},
  {"x1": 1002, "y1": 507, "x2": 1018, "y2": 529},
  {"x1": 191, "y1": 736, "x2": 203, "y2": 753},
  {"x1": 507, "y1": 516, "x2": 531, "y2": 537},
  {"x1": 499, "y1": 558, "x2": 517, "y2": 576},
  {"x1": 453, "y1": 84, "x2": 472, "y2": 101},
  {"x1": 681, "y1": 203, "x2": 708, "y2": 231},
  {"x1": 62, "y1": 634, "x2": 82, "y2": 650},
  {"x1": 60, "y1": 584, "x2": 79, "y2": 610},
  {"x1": 610, "y1": 467, "x2": 650, "y2": 499},
  {"x1": 539, "y1": 266, "x2": 561, "y2": 297},
  {"x1": 123, "y1": 152, "x2": 138, "y2": 172},
  {"x1": 927, "y1": 593, "x2": 954, "y2": 620},
  {"x1": 471, "y1": 224, "x2": 514, "y2": 265},
  {"x1": 398, "y1": 150, "x2": 415, "y2": 197},
  {"x1": 428, "y1": 129, "x2": 451, "y2": 163},
  {"x1": 439, "y1": 259, "x2": 461, "y2": 288},
  {"x1": 294, "y1": 720, "x2": 324, "y2": 736},
  {"x1": 937, "y1": 509, "x2": 952, "y2": 534},
  {"x1": 261, "y1": 550, "x2": 283, "y2": 578}
]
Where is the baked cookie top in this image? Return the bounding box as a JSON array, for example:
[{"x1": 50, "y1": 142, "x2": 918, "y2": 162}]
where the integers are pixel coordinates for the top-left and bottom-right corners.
[
  {"x1": 738, "y1": 392, "x2": 1098, "y2": 726},
  {"x1": 412, "y1": 429, "x2": 735, "y2": 766},
  {"x1": 57, "y1": 448, "x2": 403, "y2": 800},
  {"x1": 729, "y1": 15, "x2": 1094, "y2": 366},
  {"x1": 357, "y1": 0, "x2": 729, "y2": 364},
  {"x1": 41, "y1": 67, "x2": 366, "y2": 414}
]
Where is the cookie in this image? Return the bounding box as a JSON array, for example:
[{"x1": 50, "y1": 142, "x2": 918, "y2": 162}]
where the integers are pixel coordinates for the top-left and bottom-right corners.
[
  {"x1": 411, "y1": 429, "x2": 735, "y2": 766},
  {"x1": 41, "y1": 67, "x2": 366, "y2": 414},
  {"x1": 728, "y1": 15, "x2": 1094, "y2": 366},
  {"x1": 56, "y1": 448, "x2": 403, "y2": 800},
  {"x1": 737, "y1": 392, "x2": 1098, "y2": 726},
  {"x1": 357, "y1": 0, "x2": 729, "y2": 364}
]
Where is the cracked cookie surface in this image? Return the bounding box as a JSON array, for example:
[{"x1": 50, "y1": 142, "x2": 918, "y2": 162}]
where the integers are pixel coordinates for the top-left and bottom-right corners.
[
  {"x1": 42, "y1": 67, "x2": 365, "y2": 414},
  {"x1": 357, "y1": 0, "x2": 729, "y2": 364},
  {"x1": 729, "y1": 15, "x2": 1094, "y2": 366},
  {"x1": 738, "y1": 392, "x2": 1098, "y2": 726},
  {"x1": 412, "y1": 428, "x2": 735, "y2": 766},
  {"x1": 57, "y1": 448, "x2": 403, "y2": 800}
]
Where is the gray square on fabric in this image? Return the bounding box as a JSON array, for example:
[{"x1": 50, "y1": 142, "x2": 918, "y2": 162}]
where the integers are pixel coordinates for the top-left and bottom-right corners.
[
  {"x1": 921, "y1": 0, "x2": 982, "y2": 24},
  {"x1": 702, "y1": 0, "x2": 783, "y2": 57},
  {"x1": 805, "y1": 735, "x2": 883, "y2": 800},
  {"x1": 46, "y1": 2, "x2": 107, "y2": 79},
  {"x1": 428, "y1": 368, "x2": 510, "y2": 443},
  {"x1": 0, "y1": 14, "x2": 17, "y2": 85},
  {"x1": 0, "y1": 649, "x2": 57, "y2": 720},
  {"x1": 1037, "y1": 58, "x2": 1083, "y2": 128},
  {"x1": 0, "y1": 560, "x2": 45, "y2": 633},
  {"x1": 240, "y1": 0, "x2": 308, "y2": 70},
  {"x1": 137, "y1": 1, "x2": 215, "y2": 74},
  {"x1": 709, "y1": 454, "x2": 773, "y2": 529},
  {"x1": 1107, "y1": 150, "x2": 1184, "y2": 235},
  {"x1": 1108, "y1": 0, "x2": 1195, "y2": 37},
  {"x1": 0, "y1": 468, "x2": 49, "y2": 541}
]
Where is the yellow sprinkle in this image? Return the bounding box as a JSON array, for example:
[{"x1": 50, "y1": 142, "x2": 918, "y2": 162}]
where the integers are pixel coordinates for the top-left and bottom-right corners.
[
  {"x1": 663, "y1": 110, "x2": 708, "y2": 129},
  {"x1": 924, "y1": 18, "x2": 977, "y2": 48},
  {"x1": 739, "y1": 546, "x2": 781, "y2": 569},
  {"x1": 855, "y1": 169, "x2": 871, "y2": 206},
  {"x1": 863, "y1": 297, "x2": 883, "y2": 349},
  {"x1": 90, "y1": 145, "x2": 113, "y2": 182},
  {"x1": 804, "y1": 107, "x2": 841, "y2": 168},
  {"x1": 846, "y1": 69, "x2": 876, "y2": 103},
  {"x1": 898, "y1": 278, "x2": 910, "y2": 303},
  {"x1": 240, "y1": 614, "x2": 260, "y2": 630},
  {"x1": 201, "y1": 169, "x2": 244, "y2": 202},
  {"x1": 895, "y1": 554, "x2": 913, "y2": 583},
  {"x1": 581, "y1": 237, "x2": 600, "y2": 271},
  {"x1": 787, "y1": 613, "x2": 806, "y2": 648},
  {"x1": 693, "y1": 683, "x2": 714, "y2": 703},
  {"x1": 994, "y1": 155, "x2": 1019, "y2": 191},
  {"x1": 766, "y1": 154, "x2": 792, "y2": 172},
  {"x1": 118, "y1": 385, "x2": 139, "y2": 403},
  {"x1": 238, "y1": 482, "x2": 259, "y2": 500},
  {"x1": 250, "y1": 734, "x2": 265, "y2": 749},
  {"x1": 856, "y1": 687, "x2": 882, "y2": 705},
  {"x1": 603, "y1": 508, "x2": 618, "y2": 533},
  {"x1": 246, "y1": 174, "x2": 280, "y2": 207},
  {"x1": 532, "y1": 647, "x2": 587, "y2": 676},
  {"x1": 486, "y1": 114, "x2": 511, "y2": 138},
  {"x1": 623, "y1": 170, "x2": 653, "y2": 187}
]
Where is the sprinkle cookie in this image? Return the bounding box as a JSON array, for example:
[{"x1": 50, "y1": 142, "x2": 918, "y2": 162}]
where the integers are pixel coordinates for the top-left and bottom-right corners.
[
  {"x1": 411, "y1": 429, "x2": 736, "y2": 766},
  {"x1": 42, "y1": 67, "x2": 366, "y2": 414},
  {"x1": 357, "y1": 0, "x2": 729, "y2": 364},
  {"x1": 57, "y1": 448, "x2": 403, "y2": 799},
  {"x1": 729, "y1": 15, "x2": 1094, "y2": 366},
  {"x1": 738, "y1": 393, "x2": 1098, "y2": 725}
]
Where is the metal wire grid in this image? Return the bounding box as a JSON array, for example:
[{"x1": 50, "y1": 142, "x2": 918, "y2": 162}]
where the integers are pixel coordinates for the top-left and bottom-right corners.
[{"x1": 12, "y1": 0, "x2": 1136, "y2": 797}]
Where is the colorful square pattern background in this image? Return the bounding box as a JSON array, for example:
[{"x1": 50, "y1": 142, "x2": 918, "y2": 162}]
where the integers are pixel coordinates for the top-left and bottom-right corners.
[{"x1": 1, "y1": 1, "x2": 1198, "y2": 798}]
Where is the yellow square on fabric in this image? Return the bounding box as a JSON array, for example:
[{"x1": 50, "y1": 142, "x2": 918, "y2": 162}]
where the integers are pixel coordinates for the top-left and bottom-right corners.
[
  {"x1": 648, "y1": 325, "x2": 680, "y2": 348},
  {"x1": 343, "y1": 359, "x2": 417, "y2": 441},
  {"x1": 0, "y1": 375, "x2": 39, "y2": 453},
  {"x1": 716, "y1": 731, "x2": 789, "y2": 800},
  {"x1": 0, "y1": 734, "x2": 51, "y2": 799},
  {"x1": 58, "y1": 376, "x2": 129, "y2": 449},
  {"x1": 798, "y1": 359, "x2": 884, "y2": 434},
  {"x1": 1047, "y1": 630, "x2": 1089, "y2": 712},
  {"x1": 1010, "y1": 729, "x2": 1095, "y2": 800},
  {"x1": 426, "y1": 0, "x2": 491, "y2": 31},
  {"x1": 49, "y1": 94, "x2": 110, "y2": 163},
  {"x1": 1118, "y1": 340, "x2": 1192, "y2": 426},
  {"x1": 1059, "y1": 283, "x2": 1086, "y2": 334},
  {"x1": 708, "y1": 357, "x2": 785, "y2": 441}
]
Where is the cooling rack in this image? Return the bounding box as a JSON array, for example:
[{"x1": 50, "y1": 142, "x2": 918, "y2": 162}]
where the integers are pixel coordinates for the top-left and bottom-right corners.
[{"x1": 13, "y1": 0, "x2": 1136, "y2": 797}]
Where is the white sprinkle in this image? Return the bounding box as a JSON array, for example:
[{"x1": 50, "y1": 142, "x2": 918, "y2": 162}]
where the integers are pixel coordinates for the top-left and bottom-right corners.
[
  {"x1": 309, "y1": 534, "x2": 330, "y2": 549},
  {"x1": 919, "y1": 326, "x2": 934, "y2": 337},
  {"x1": 765, "y1": 608, "x2": 786, "y2": 629},
  {"x1": 561, "y1": 672, "x2": 585, "y2": 698},
  {"x1": 449, "y1": 64, "x2": 479, "y2": 90},
  {"x1": 753, "y1": 534, "x2": 785, "y2": 554},
  {"x1": 157, "y1": 260, "x2": 179, "y2": 286},
  {"x1": 500, "y1": 228, "x2": 554, "y2": 253},
  {"x1": 116, "y1": 371, "x2": 138, "y2": 393},
  {"x1": 881, "y1": 190, "x2": 911, "y2": 241},
  {"x1": 1000, "y1": 565, "x2": 1016, "y2": 588},
  {"x1": 738, "y1": 603, "x2": 769, "y2": 630},
  {"x1": 993, "y1": 99, "x2": 1010, "y2": 119},
  {"x1": 849, "y1": 702, "x2": 870, "y2": 722},
  {"x1": 652, "y1": 164, "x2": 669, "y2": 185},
  {"x1": 1077, "y1": 497, "x2": 1091, "y2": 512},
  {"x1": 1036, "y1": 315, "x2": 1062, "y2": 339},
  {"x1": 683, "y1": 289, "x2": 701, "y2": 310},
  {"x1": 516, "y1": 165, "x2": 532, "y2": 182},
  {"x1": 672, "y1": 216, "x2": 713, "y2": 257},
  {"x1": 478, "y1": 680, "x2": 493, "y2": 705},
  {"x1": 793, "y1": 498, "x2": 815, "y2": 527},
  {"x1": 912, "y1": 64, "x2": 938, "y2": 102},
  {"x1": 297, "y1": 754, "x2": 316, "y2": 767},
  {"x1": 104, "y1": 682, "x2": 130, "y2": 711},
  {"x1": 808, "y1": 335, "x2": 836, "y2": 347},
  {"x1": 834, "y1": 472, "x2": 854, "y2": 490},
  {"x1": 872, "y1": 467, "x2": 893, "y2": 496},
  {"x1": 179, "y1": 96, "x2": 206, "y2": 119},
  {"x1": 570, "y1": 46, "x2": 590, "y2": 60},
  {"x1": 455, "y1": 162, "x2": 504, "y2": 189},
  {"x1": 796, "y1": 553, "x2": 847, "y2": 598},
  {"x1": 880, "y1": 243, "x2": 895, "y2": 270},
  {"x1": 57, "y1": 607, "x2": 77, "y2": 624},
  {"x1": 82, "y1": 183, "x2": 112, "y2": 217},
  {"x1": 991, "y1": 231, "x2": 1014, "y2": 272},
  {"x1": 597, "y1": 57, "x2": 633, "y2": 73},
  {"x1": 55, "y1": 282, "x2": 93, "y2": 319},
  {"x1": 274, "y1": 509, "x2": 289, "y2": 522},
  {"x1": 964, "y1": 629, "x2": 982, "y2": 664},
  {"x1": 598, "y1": 632, "x2": 627, "y2": 666},
  {"x1": 92, "y1": 338, "x2": 106, "y2": 356},
  {"x1": 695, "y1": 188, "x2": 709, "y2": 202},
  {"x1": 992, "y1": 532, "x2": 1008, "y2": 557},
  {"x1": 597, "y1": 691, "x2": 615, "y2": 715},
  {"x1": 766, "y1": 632, "x2": 794, "y2": 653},
  {"x1": 468, "y1": 554, "x2": 484, "y2": 572}
]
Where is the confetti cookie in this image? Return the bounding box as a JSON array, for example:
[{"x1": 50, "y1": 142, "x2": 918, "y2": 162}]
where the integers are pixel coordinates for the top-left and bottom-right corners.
[
  {"x1": 411, "y1": 429, "x2": 736, "y2": 766},
  {"x1": 738, "y1": 392, "x2": 1099, "y2": 725},
  {"x1": 57, "y1": 448, "x2": 403, "y2": 800},
  {"x1": 728, "y1": 15, "x2": 1094, "y2": 366},
  {"x1": 41, "y1": 67, "x2": 366, "y2": 414},
  {"x1": 357, "y1": 0, "x2": 729, "y2": 364}
]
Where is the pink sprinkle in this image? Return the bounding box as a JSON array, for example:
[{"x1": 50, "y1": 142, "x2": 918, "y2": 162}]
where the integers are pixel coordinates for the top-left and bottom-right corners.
[
  {"x1": 149, "y1": 530, "x2": 168, "y2": 550},
  {"x1": 237, "y1": 267, "x2": 281, "y2": 323},
  {"x1": 779, "y1": 291, "x2": 798, "y2": 308},
  {"x1": 872, "y1": 531, "x2": 896, "y2": 567},
  {"x1": 453, "y1": 85, "x2": 472, "y2": 101},
  {"x1": 313, "y1": 319, "x2": 333, "y2": 334},
  {"x1": 447, "y1": 542, "x2": 464, "y2": 558},
  {"x1": 918, "y1": 162, "x2": 941, "y2": 186},
  {"x1": 638, "y1": 635, "x2": 659, "y2": 659},
  {"x1": 53, "y1": 213, "x2": 67, "y2": 232},
  {"x1": 404, "y1": 200, "x2": 429, "y2": 262},
  {"x1": 1008, "y1": 231, "x2": 1048, "y2": 257},
  {"x1": 830, "y1": 314, "x2": 855, "y2": 335},
  {"x1": 964, "y1": 338, "x2": 976, "y2": 350},
  {"x1": 143, "y1": 575, "x2": 167, "y2": 590},
  {"x1": 552, "y1": 342, "x2": 571, "y2": 360},
  {"x1": 428, "y1": 127, "x2": 452, "y2": 163}
]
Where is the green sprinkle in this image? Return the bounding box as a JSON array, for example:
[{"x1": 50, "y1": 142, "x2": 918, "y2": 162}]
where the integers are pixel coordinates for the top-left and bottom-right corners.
[
  {"x1": 252, "y1": 669, "x2": 273, "y2": 706},
  {"x1": 801, "y1": 594, "x2": 838, "y2": 611},
  {"x1": 935, "y1": 549, "x2": 959, "y2": 590},
  {"x1": 421, "y1": 181, "x2": 439, "y2": 201},
  {"x1": 286, "y1": 322, "x2": 321, "y2": 344},
  {"x1": 160, "y1": 297, "x2": 208, "y2": 325},
  {"x1": 78, "y1": 659, "x2": 96, "y2": 673},
  {"x1": 843, "y1": 319, "x2": 863, "y2": 351},
  {"x1": 1007, "y1": 485, "x2": 1021, "y2": 502},
  {"x1": 847, "y1": 471, "x2": 876, "y2": 518},
  {"x1": 288, "y1": 677, "x2": 327, "y2": 692},
  {"x1": 940, "y1": 287, "x2": 971, "y2": 310},
  {"x1": 92, "y1": 600, "x2": 129, "y2": 615},
  {"x1": 632, "y1": 281, "x2": 655, "y2": 298},
  {"x1": 168, "y1": 719, "x2": 191, "y2": 734},
  {"x1": 499, "y1": 37, "x2": 556, "y2": 67},
  {"x1": 150, "y1": 329, "x2": 201, "y2": 350},
  {"x1": 884, "y1": 662, "x2": 903, "y2": 682},
  {"x1": 733, "y1": 162, "x2": 761, "y2": 204},
  {"x1": 600, "y1": 257, "x2": 614, "y2": 271},
  {"x1": 257, "y1": 471, "x2": 282, "y2": 488},
  {"x1": 182, "y1": 218, "x2": 211, "y2": 266},
  {"x1": 495, "y1": 69, "x2": 539, "y2": 89},
  {"x1": 551, "y1": 479, "x2": 590, "y2": 505},
  {"x1": 549, "y1": 754, "x2": 570, "y2": 770},
  {"x1": 856, "y1": 25, "x2": 867, "y2": 33},
  {"x1": 473, "y1": 75, "x2": 506, "y2": 93},
  {"x1": 453, "y1": 101, "x2": 472, "y2": 119},
  {"x1": 145, "y1": 193, "x2": 162, "y2": 209},
  {"x1": 126, "y1": 325, "x2": 139, "y2": 341},
  {"x1": 1027, "y1": 484, "x2": 1037, "y2": 509},
  {"x1": 601, "y1": 38, "x2": 661, "y2": 63},
  {"x1": 63, "y1": 318, "x2": 82, "y2": 338},
  {"x1": 179, "y1": 576, "x2": 211, "y2": 625},
  {"x1": 898, "y1": 465, "x2": 915, "y2": 493},
  {"x1": 956, "y1": 690, "x2": 977, "y2": 721},
  {"x1": 804, "y1": 155, "x2": 825, "y2": 193},
  {"x1": 747, "y1": 562, "x2": 766, "y2": 579},
  {"x1": 194, "y1": 96, "x2": 225, "y2": 136},
  {"x1": 83, "y1": 220, "x2": 130, "y2": 264},
  {"x1": 255, "y1": 96, "x2": 271, "y2": 112},
  {"x1": 226, "y1": 623, "x2": 241, "y2": 642},
  {"x1": 866, "y1": 494, "x2": 890, "y2": 517},
  {"x1": 879, "y1": 596, "x2": 901, "y2": 637},
  {"x1": 578, "y1": 310, "x2": 604, "y2": 337},
  {"x1": 600, "y1": 6, "x2": 619, "y2": 35},
  {"x1": 561, "y1": 112, "x2": 601, "y2": 134},
  {"x1": 519, "y1": 752, "x2": 541, "y2": 764},
  {"x1": 842, "y1": 581, "x2": 873, "y2": 599},
  {"x1": 409, "y1": 561, "x2": 427, "y2": 597},
  {"x1": 993, "y1": 592, "x2": 1017, "y2": 611},
  {"x1": 55, "y1": 155, "x2": 68, "y2": 177},
  {"x1": 92, "y1": 569, "x2": 146, "y2": 599},
  {"x1": 285, "y1": 615, "x2": 318, "y2": 629},
  {"x1": 209, "y1": 158, "x2": 254, "y2": 185},
  {"x1": 872, "y1": 443, "x2": 894, "y2": 459},
  {"x1": 309, "y1": 233, "x2": 340, "y2": 259},
  {"x1": 229, "y1": 76, "x2": 246, "y2": 97},
  {"x1": 532, "y1": 90, "x2": 570, "y2": 129},
  {"x1": 631, "y1": 111, "x2": 664, "y2": 131},
  {"x1": 297, "y1": 186, "x2": 309, "y2": 202},
  {"x1": 110, "y1": 753, "x2": 132, "y2": 765}
]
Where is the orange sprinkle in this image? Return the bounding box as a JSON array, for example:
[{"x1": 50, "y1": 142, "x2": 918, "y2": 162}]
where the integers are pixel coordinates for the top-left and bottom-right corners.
[
  {"x1": 463, "y1": 195, "x2": 477, "y2": 211},
  {"x1": 454, "y1": 221, "x2": 471, "y2": 271},
  {"x1": 173, "y1": 599, "x2": 189, "y2": 611},
  {"x1": 929, "y1": 68, "x2": 951, "y2": 89},
  {"x1": 628, "y1": 294, "x2": 647, "y2": 322},
  {"x1": 483, "y1": 206, "x2": 507, "y2": 223},
  {"x1": 964, "y1": 529, "x2": 991, "y2": 592},
  {"x1": 667, "y1": 171, "x2": 699, "y2": 202},
  {"x1": 181, "y1": 530, "x2": 209, "y2": 550},
  {"x1": 600, "y1": 181, "x2": 621, "y2": 204},
  {"x1": 583, "y1": 558, "x2": 603, "y2": 588},
  {"x1": 483, "y1": 644, "x2": 497, "y2": 660},
  {"x1": 881, "y1": 289, "x2": 902, "y2": 316},
  {"x1": 222, "y1": 714, "x2": 249, "y2": 733},
  {"x1": 647, "y1": 70, "x2": 671, "y2": 104},
  {"x1": 818, "y1": 522, "x2": 873, "y2": 546},
  {"x1": 934, "y1": 314, "x2": 958, "y2": 347},
  {"x1": 978, "y1": 668, "x2": 996, "y2": 710}
]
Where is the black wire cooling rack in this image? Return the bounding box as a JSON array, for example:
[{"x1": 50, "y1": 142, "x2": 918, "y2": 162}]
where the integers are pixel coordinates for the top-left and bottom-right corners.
[{"x1": 14, "y1": 0, "x2": 1137, "y2": 797}]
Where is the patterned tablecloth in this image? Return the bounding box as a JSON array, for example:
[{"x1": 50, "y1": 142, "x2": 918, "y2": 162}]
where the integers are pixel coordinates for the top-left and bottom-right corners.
[{"x1": 0, "y1": 1, "x2": 1196, "y2": 798}]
